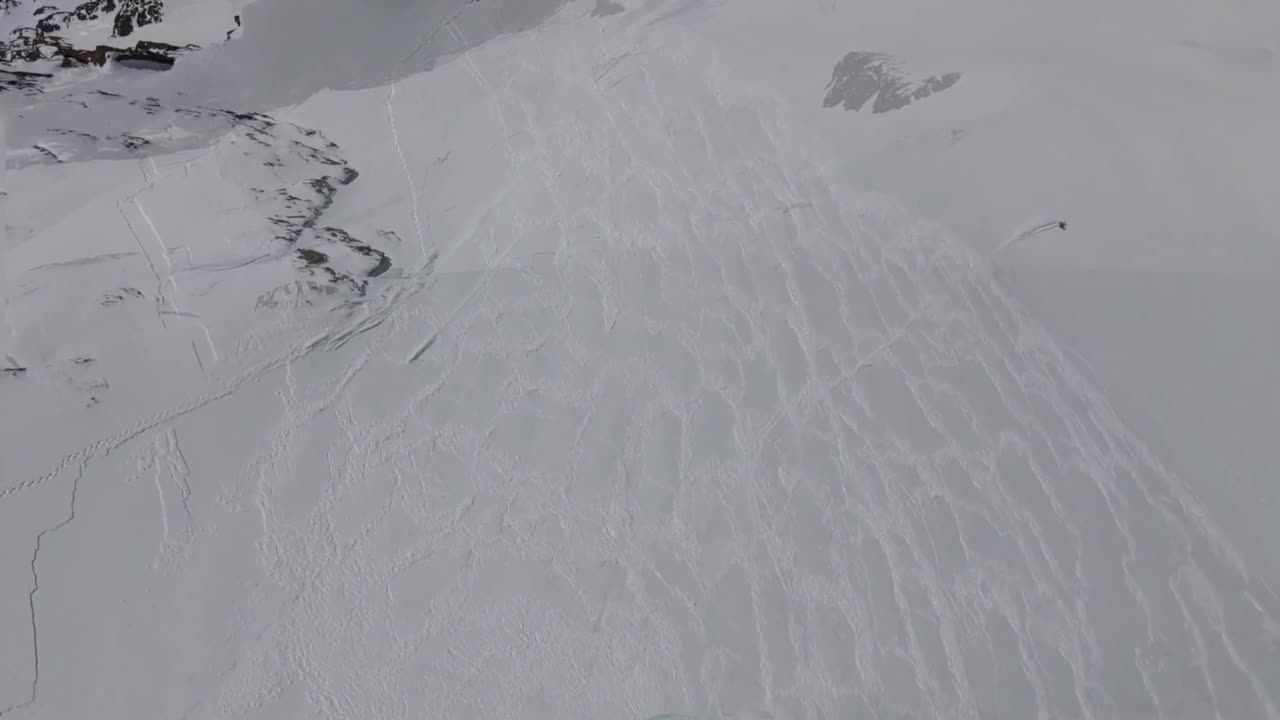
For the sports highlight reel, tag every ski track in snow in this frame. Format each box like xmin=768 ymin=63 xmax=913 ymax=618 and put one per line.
xmin=994 ymin=220 xmax=1067 ymax=257
xmin=2 ymin=8 xmax=1279 ymax=720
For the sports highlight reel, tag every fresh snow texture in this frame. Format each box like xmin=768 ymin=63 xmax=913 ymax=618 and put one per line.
xmin=3 ymin=0 xmax=1280 ymax=719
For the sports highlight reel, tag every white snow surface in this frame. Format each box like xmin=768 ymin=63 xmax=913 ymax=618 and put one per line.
xmin=3 ymin=0 xmax=1280 ymax=718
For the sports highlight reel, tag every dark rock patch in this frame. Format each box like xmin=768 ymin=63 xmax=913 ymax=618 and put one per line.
xmin=101 ymin=287 xmax=144 ymax=306
xmin=367 ymin=254 xmax=392 ymax=278
xmin=0 ymin=68 xmax=51 ymax=94
xmin=113 ymin=132 xmax=149 ymax=150
xmin=823 ymin=51 xmax=961 ymax=114
xmin=51 ymin=127 xmax=99 ymax=142
xmin=32 ymin=144 xmax=61 ymax=162
xmin=1 ymin=0 xmax=196 ymax=88
xmin=297 ymin=248 xmax=329 ymax=265
xmin=592 ymin=0 xmax=624 ymax=17
xmin=55 ymin=39 xmax=194 ymax=69
xmin=112 ymin=0 xmax=163 ymax=38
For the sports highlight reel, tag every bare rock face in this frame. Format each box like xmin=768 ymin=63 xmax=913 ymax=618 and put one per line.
xmin=111 ymin=0 xmax=163 ymax=37
xmin=54 ymin=39 xmax=195 ymax=68
xmin=1 ymin=0 xmax=210 ymax=92
xmin=31 ymin=0 xmax=118 ymax=34
xmin=22 ymin=0 xmax=163 ymax=37
xmin=823 ymin=51 xmax=961 ymax=113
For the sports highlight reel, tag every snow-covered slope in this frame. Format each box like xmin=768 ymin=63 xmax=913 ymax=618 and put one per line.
xmin=3 ymin=0 xmax=1279 ymax=718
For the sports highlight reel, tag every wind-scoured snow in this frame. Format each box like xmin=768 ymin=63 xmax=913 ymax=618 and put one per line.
xmin=3 ymin=0 xmax=1279 ymax=718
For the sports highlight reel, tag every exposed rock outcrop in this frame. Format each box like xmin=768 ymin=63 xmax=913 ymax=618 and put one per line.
xmin=53 ymin=39 xmax=196 ymax=69
xmin=823 ymin=51 xmax=961 ymax=113
xmin=1 ymin=0 xmax=200 ymax=90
